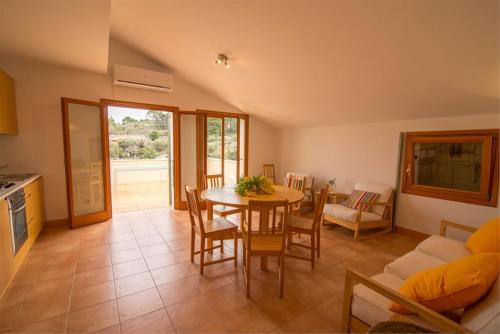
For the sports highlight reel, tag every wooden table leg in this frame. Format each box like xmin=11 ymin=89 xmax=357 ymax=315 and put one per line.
xmin=207 ymin=202 xmax=214 ymax=254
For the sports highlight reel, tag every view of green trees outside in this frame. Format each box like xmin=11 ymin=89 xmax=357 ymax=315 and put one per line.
xmin=207 ymin=117 xmax=237 ymax=160
xmin=109 ymin=111 xmax=170 ymax=159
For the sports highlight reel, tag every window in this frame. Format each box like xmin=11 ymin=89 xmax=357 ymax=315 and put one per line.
xmin=402 ymin=129 xmax=499 ymax=207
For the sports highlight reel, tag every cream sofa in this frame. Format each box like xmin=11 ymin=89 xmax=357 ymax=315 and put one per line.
xmin=343 ymin=220 xmax=499 ymax=333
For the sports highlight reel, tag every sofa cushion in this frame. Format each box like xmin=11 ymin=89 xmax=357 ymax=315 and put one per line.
xmin=344 ymin=190 xmax=380 ymax=212
xmin=416 ymin=235 xmax=472 ymax=262
xmin=391 ymin=253 xmax=500 ymax=314
xmin=323 ymin=203 xmax=381 ymax=223
xmin=461 ymin=277 xmax=500 ymax=333
xmin=466 ymin=217 xmax=500 ymax=254
xmin=352 ymin=273 xmax=403 ymax=326
xmin=354 ymin=182 xmax=392 ymax=216
xmin=384 ymin=250 xmax=446 ymax=280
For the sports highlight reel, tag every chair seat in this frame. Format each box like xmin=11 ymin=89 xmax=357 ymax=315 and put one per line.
xmin=287 ymin=215 xmax=314 ymax=231
xmin=248 ymin=234 xmax=284 ymax=252
xmin=214 ymin=204 xmax=242 ymax=216
xmin=323 ymin=204 xmax=382 ymax=223
xmin=204 ymin=217 xmax=239 ymax=235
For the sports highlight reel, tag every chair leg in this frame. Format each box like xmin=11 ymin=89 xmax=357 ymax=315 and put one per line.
xmin=200 ymin=237 xmax=206 ymax=275
xmin=190 ymin=228 xmax=195 ymax=263
xmin=316 ymin=227 xmax=321 ymax=257
xmin=233 ymin=234 xmax=238 ymax=267
xmin=311 ymin=233 xmax=316 ymax=269
xmin=245 ymin=249 xmax=251 ymax=298
xmin=287 ymin=231 xmax=292 ymax=249
xmin=221 ymin=239 xmax=224 ymax=253
xmin=279 ymin=255 xmax=285 ymax=298
xmin=354 ymin=224 xmax=360 ymax=241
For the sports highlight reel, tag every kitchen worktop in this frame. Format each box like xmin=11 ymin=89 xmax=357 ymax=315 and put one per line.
xmin=0 ymin=173 xmax=42 ymax=200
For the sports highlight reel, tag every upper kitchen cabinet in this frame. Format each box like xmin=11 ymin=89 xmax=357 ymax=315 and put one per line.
xmin=0 ymin=69 xmax=17 ymax=134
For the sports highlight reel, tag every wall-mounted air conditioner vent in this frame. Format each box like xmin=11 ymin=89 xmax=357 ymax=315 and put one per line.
xmin=113 ymin=64 xmax=173 ymax=93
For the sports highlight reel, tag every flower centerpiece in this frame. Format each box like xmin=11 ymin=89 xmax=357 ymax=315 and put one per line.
xmin=235 ymin=175 xmax=275 ymax=196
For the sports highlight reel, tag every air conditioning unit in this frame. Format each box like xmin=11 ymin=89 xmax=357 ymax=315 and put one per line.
xmin=113 ymin=64 xmax=173 ymax=93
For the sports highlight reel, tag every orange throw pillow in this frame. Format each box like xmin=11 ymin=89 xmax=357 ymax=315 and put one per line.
xmin=390 ymin=253 xmax=499 ymax=314
xmin=466 ymin=217 xmax=500 ymax=254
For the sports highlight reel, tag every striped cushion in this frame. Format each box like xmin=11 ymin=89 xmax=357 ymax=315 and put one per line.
xmin=343 ymin=190 xmax=380 ymax=212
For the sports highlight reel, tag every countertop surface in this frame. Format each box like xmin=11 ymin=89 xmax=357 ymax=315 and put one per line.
xmin=0 ymin=174 xmax=42 ymax=200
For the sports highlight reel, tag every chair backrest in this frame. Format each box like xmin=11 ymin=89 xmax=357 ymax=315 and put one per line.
xmin=243 ymin=199 xmax=289 ymax=252
xmin=313 ymin=185 xmax=329 ymax=227
xmin=204 ymin=174 xmax=224 ymax=190
xmin=184 ymin=185 xmax=205 ymax=234
xmin=263 ymin=164 xmax=276 ymax=183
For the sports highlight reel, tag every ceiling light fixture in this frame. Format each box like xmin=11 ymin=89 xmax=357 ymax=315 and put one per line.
xmin=214 ymin=54 xmax=230 ymax=69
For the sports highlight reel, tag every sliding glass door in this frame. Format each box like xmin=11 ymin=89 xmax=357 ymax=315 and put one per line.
xmin=204 ymin=113 xmax=248 ymax=186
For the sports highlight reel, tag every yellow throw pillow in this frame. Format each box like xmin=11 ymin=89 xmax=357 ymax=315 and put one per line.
xmin=466 ymin=217 xmax=500 ymax=254
xmin=390 ymin=253 xmax=500 ymax=314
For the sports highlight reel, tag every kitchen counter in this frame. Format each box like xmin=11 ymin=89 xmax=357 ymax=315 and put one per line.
xmin=0 ymin=173 xmax=42 ymax=200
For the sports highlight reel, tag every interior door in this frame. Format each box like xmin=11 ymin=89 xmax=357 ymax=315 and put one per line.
xmin=61 ymin=98 xmax=111 ymax=228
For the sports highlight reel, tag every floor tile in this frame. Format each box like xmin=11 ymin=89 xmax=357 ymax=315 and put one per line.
xmin=76 ymin=254 xmax=111 ymax=273
xmin=156 ymin=276 xmax=202 ymax=306
xmin=117 ymin=288 xmax=164 ymax=322
xmin=74 ymin=266 xmax=114 ymax=290
xmin=121 ymin=307 xmax=173 ymax=333
xmin=22 ymin=293 xmax=70 ymax=326
xmin=145 ymin=252 xmax=178 ymax=270
xmin=70 ymin=281 xmax=116 ymax=311
xmin=25 ymin=274 xmax=73 ymax=301
xmin=111 ymin=248 xmax=143 ymax=264
xmin=140 ymin=242 xmax=171 ymax=257
xmin=10 ymin=314 xmax=67 ymax=333
xmin=113 ymin=258 xmax=149 ymax=279
xmin=166 ymin=294 xmax=218 ymax=331
xmin=109 ymin=239 xmax=139 ymax=253
xmin=67 ymin=300 xmax=120 ymax=333
xmin=114 ymin=271 xmax=155 ymax=297
xmin=150 ymin=263 xmax=187 ymax=285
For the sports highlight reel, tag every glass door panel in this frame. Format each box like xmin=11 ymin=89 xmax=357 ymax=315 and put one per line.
xmin=239 ymin=117 xmax=246 ymax=178
xmin=62 ymin=98 xmax=110 ymax=228
xmin=224 ymin=117 xmax=238 ymax=185
xmin=206 ymin=117 xmax=222 ymax=175
xmin=180 ymin=114 xmax=197 ymax=201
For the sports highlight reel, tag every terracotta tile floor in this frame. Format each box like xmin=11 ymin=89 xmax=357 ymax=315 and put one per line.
xmin=0 ymin=208 xmax=420 ymax=333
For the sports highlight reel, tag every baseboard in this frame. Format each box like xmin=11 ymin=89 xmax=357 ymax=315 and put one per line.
xmin=395 ymin=226 xmax=429 ymax=241
xmin=45 ymin=218 xmax=69 ymax=227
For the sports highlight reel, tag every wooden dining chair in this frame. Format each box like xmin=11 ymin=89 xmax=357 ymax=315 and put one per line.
xmin=241 ymin=199 xmax=289 ymax=298
xmin=185 ymin=185 xmax=239 ymax=274
xmin=285 ymin=175 xmax=306 ymax=215
xmin=262 ymin=164 xmax=276 ymax=184
xmin=286 ymin=185 xmax=329 ymax=269
xmin=203 ymin=174 xmax=242 ymax=218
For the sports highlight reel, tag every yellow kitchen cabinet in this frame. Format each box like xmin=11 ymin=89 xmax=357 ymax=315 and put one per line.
xmin=0 ymin=68 xmax=17 ymax=134
xmin=0 ymin=178 xmax=45 ymax=297
xmin=0 ymin=199 xmax=15 ymax=296
xmin=25 ymin=178 xmax=45 ymax=241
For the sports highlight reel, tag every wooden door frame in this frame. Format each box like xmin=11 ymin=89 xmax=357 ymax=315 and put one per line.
xmin=100 ymin=99 xmax=180 ymax=210
xmin=199 ymin=110 xmax=249 ymax=185
xmin=61 ymin=97 xmax=112 ymax=228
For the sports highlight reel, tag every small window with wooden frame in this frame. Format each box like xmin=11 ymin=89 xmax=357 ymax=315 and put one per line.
xmin=402 ymin=129 xmax=499 ymax=207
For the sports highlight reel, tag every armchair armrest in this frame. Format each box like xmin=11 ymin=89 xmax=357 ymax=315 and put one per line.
xmin=440 ymin=220 xmax=477 ymax=237
xmin=342 ymin=269 xmax=472 ymax=333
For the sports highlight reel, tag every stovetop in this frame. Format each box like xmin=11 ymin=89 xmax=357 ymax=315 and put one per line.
xmin=0 ymin=181 xmax=16 ymax=192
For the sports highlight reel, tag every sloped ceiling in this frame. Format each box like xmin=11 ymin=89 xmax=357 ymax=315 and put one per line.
xmin=0 ymin=0 xmax=498 ymax=127
xmin=0 ymin=0 xmax=110 ymax=73
xmin=110 ymin=0 xmax=499 ymax=127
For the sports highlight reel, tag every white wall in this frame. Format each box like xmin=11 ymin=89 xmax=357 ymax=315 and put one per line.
xmin=0 ymin=41 xmax=278 ymax=220
xmin=280 ymin=114 xmax=500 ymax=237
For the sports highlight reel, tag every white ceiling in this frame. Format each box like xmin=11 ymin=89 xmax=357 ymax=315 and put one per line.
xmin=0 ymin=0 xmax=498 ymax=127
xmin=0 ymin=0 xmax=110 ymax=73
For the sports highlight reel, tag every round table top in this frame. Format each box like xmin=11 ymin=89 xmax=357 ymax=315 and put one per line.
xmin=201 ymin=184 xmax=304 ymax=208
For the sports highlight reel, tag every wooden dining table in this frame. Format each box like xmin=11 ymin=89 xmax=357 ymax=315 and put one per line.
xmin=201 ymin=184 xmax=304 ymax=270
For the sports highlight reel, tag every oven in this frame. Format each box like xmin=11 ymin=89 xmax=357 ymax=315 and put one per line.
xmin=6 ymin=189 xmax=28 ymax=255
